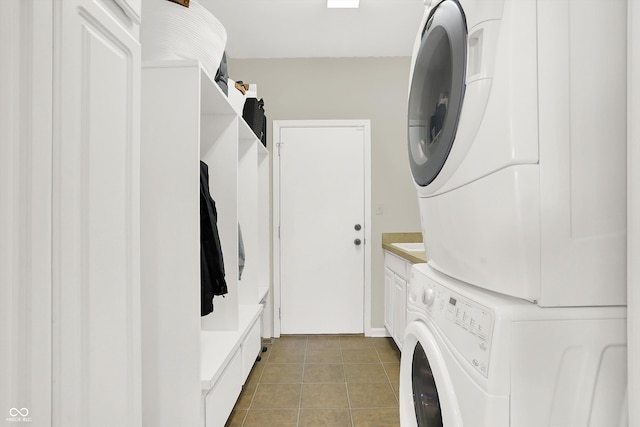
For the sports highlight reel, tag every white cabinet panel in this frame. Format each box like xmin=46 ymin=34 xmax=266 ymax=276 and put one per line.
xmin=140 ymin=63 xmax=201 ymax=427
xmin=52 ymin=1 xmax=141 ymax=425
xmin=242 ymin=320 xmax=262 ymax=384
xmin=205 ymin=350 xmax=242 ymax=427
xmin=0 ymin=2 xmax=53 ymax=424
xmin=114 ymin=0 xmax=141 ymax=24
xmin=384 ymin=267 xmax=394 ymax=335
xmin=393 ymin=275 xmax=407 ymax=350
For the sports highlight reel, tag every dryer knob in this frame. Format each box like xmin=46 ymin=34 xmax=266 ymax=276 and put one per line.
xmin=422 ymin=288 xmax=435 ymax=306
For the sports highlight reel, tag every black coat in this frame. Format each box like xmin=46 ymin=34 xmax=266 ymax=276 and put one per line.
xmin=200 ymin=161 xmax=227 ymax=316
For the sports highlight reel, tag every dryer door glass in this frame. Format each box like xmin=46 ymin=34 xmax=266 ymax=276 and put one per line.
xmin=408 ymin=0 xmax=466 ymax=187
xmin=412 ymin=342 xmax=443 ymax=426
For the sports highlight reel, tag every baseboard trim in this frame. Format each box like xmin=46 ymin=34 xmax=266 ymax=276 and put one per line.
xmin=368 ymin=327 xmax=391 ymax=338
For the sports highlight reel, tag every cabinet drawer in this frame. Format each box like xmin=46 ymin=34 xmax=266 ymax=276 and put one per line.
xmin=385 ymin=252 xmax=410 ymax=280
xmin=242 ymin=319 xmax=262 ymax=384
xmin=205 ymin=348 xmax=242 ymax=427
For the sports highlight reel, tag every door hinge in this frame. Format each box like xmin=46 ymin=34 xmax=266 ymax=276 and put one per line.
xmin=279 ymin=307 xmax=281 ymax=319
xmin=278 ymin=225 xmax=281 ymax=238
xmin=276 ymin=142 xmax=282 ymax=156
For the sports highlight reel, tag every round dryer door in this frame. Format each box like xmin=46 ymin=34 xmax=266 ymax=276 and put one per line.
xmin=408 ymin=0 xmax=466 ymax=187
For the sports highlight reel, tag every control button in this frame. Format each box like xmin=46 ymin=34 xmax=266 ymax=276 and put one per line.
xmin=422 ymin=288 xmax=435 ymax=306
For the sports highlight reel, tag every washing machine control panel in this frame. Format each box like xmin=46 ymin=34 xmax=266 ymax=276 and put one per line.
xmin=415 ymin=275 xmax=494 ymax=378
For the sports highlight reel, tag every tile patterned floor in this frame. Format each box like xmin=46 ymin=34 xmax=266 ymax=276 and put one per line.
xmin=225 ymin=335 xmax=401 ymax=427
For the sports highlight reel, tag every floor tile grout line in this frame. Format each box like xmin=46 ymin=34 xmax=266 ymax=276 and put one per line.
xmin=375 ymin=340 xmax=401 ymax=403
xmin=295 ymin=337 xmax=309 ymax=426
xmin=340 ymin=340 xmax=357 ymax=426
xmin=344 ymin=378 xmax=356 ymax=426
xmin=376 ymin=344 xmax=396 ymax=396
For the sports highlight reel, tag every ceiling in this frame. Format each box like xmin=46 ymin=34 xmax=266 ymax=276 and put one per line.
xmin=198 ymin=0 xmax=426 ymax=59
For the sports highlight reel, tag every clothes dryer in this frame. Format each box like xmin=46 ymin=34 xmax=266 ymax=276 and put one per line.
xmin=400 ymin=263 xmax=628 ymax=427
xmin=408 ymin=0 xmax=627 ymax=306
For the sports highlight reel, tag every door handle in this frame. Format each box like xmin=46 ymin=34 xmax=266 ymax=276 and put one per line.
xmin=354 ymin=238 xmax=362 ymax=246
xmin=354 ymin=224 xmax=362 ymax=231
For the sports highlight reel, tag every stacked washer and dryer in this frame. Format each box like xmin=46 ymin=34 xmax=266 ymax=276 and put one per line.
xmin=400 ymin=0 xmax=628 ymax=426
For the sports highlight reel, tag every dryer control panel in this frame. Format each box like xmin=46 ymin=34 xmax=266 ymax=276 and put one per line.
xmin=412 ymin=272 xmax=495 ymax=378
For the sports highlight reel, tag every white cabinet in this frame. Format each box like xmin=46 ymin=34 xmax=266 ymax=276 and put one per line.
xmin=54 ymin=1 xmax=142 ymax=422
xmin=2 ymin=1 xmax=142 ymax=425
xmin=52 ymin=0 xmax=141 ymax=426
xmin=141 ymin=60 xmax=269 ymax=427
xmin=383 ymin=251 xmax=411 ymax=350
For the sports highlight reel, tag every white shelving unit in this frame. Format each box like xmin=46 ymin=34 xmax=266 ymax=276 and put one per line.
xmin=141 ymin=59 xmax=270 ymax=427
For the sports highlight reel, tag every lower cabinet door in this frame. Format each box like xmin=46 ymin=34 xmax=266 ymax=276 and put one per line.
xmin=242 ymin=320 xmax=262 ymax=384
xmin=393 ymin=275 xmax=407 ymax=350
xmin=205 ymin=349 xmax=242 ymax=427
xmin=384 ymin=267 xmax=394 ymax=335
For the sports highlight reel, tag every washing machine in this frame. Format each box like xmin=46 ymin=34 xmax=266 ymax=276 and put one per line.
xmin=399 ymin=263 xmax=628 ymax=427
xmin=407 ymin=0 xmax=627 ymax=306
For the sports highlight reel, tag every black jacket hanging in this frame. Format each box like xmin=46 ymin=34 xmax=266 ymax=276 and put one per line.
xmin=200 ymin=161 xmax=227 ymax=316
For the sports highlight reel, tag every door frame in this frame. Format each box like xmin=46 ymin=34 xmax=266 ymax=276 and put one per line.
xmin=272 ymin=119 xmax=372 ymax=337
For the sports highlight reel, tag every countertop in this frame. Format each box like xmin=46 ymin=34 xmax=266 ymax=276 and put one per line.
xmin=381 ymin=232 xmax=427 ymax=264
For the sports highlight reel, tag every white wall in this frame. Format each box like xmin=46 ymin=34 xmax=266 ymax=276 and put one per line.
xmin=228 ymin=57 xmax=421 ymax=330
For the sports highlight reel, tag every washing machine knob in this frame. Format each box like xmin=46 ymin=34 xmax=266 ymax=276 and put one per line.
xmin=422 ymin=288 xmax=435 ymax=306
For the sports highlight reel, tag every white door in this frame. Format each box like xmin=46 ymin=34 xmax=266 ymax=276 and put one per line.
xmin=277 ymin=123 xmax=367 ymax=334
xmin=52 ymin=1 xmax=141 ymax=425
